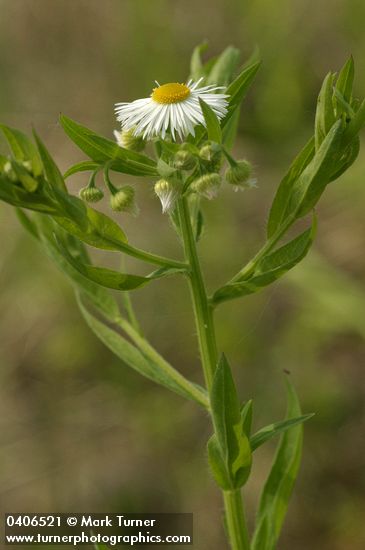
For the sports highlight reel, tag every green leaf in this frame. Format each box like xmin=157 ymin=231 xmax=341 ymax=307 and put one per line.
xmin=52 ymin=191 xmax=128 ymax=250
xmin=207 ymin=434 xmax=232 ymax=490
xmin=0 ymin=124 xmax=43 ymax=176
xmin=0 ymin=173 xmax=59 ymax=214
xmin=251 ymin=378 xmax=305 ymax=550
xmin=335 ymin=55 xmax=354 ymax=106
xmin=11 ymin=161 xmax=39 ymax=192
xmin=211 ymin=354 xmax=252 ymax=488
xmin=343 ymin=97 xmax=365 ymax=145
xmin=55 ymin=237 xmax=149 ymax=290
xmin=222 ymin=107 xmax=240 ymax=151
xmin=199 ymin=98 xmax=222 ymax=143
xmin=329 ymin=136 xmax=360 ymax=182
xmin=241 ymin=400 xmax=253 ymax=436
xmin=190 ymin=41 xmax=208 ymax=81
xmin=15 ymin=209 xmax=40 ymax=240
xmin=54 ymin=236 xmax=184 ymax=292
xmin=213 ymin=221 xmax=316 ymax=305
xmin=291 ymin=121 xmax=343 ymax=217
xmin=36 ymin=216 xmax=120 ymax=322
xmin=250 ymin=414 xmax=314 ymax=452
xmin=93 ymin=543 xmax=110 ymax=550
xmin=223 ymin=60 xmax=261 ymax=128
xmin=267 ymin=137 xmax=315 ymax=238
xmin=60 ymin=115 xmax=158 ymax=176
xmin=33 ymin=129 xmax=67 ymax=191
xmin=206 ymin=46 xmax=240 ymax=86
xmin=157 ymin=158 xmax=176 ymax=178
xmin=314 ymin=72 xmax=336 ymax=150
xmin=77 ymin=292 xmax=207 ymax=405
xmin=63 ymin=161 xmax=100 ymax=179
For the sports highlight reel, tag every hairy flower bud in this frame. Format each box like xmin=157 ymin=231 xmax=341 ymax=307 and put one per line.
xmin=173 ymin=150 xmax=196 ymax=171
xmin=114 ymin=128 xmax=146 ymax=152
xmin=225 ymin=160 xmax=254 ymax=188
xmin=154 ymin=178 xmax=180 ymax=213
xmin=199 ymin=143 xmax=221 ymax=162
xmin=110 ymin=185 xmax=138 ymax=215
xmin=190 ymin=173 xmax=221 ymax=200
xmin=79 ymin=186 xmax=104 ymax=203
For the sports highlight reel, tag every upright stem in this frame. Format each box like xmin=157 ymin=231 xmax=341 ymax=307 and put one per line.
xmin=177 ymin=196 xmax=250 ymax=549
xmin=223 ymin=490 xmax=250 ymax=550
xmin=177 ymin=197 xmax=218 ymax=391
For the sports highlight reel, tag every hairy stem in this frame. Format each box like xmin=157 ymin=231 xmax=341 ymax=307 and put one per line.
xmin=177 ymin=196 xmax=250 ymax=549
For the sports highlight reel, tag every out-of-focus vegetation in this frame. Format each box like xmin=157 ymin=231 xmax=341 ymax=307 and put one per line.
xmin=1 ymin=1 xmax=365 ymax=548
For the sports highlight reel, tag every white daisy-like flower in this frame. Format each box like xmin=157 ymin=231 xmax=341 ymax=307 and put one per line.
xmin=115 ymin=78 xmax=229 ymax=141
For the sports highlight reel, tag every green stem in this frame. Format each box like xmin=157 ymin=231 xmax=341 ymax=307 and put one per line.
xmin=223 ymin=490 xmax=250 ymax=550
xmin=177 ymin=196 xmax=250 ymax=549
xmin=177 ymin=197 xmax=217 ymax=390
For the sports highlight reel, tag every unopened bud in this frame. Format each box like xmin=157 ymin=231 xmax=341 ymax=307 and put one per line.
xmin=11 ymin=160 xmax=38 ymax=192
xmin=114 ymin=128 xmax=146 ymax=152
xmin=154 ymin=178 xmax=180 ymax=213
xmin=3 ymin=161 xmax=17 ymax=182
xmin=190 ymin=173 xmax=221 ymax=200
xmin=79 ymin=186 xmax=104 ymax=203
xmin=199 ymin=143 xmax=221 ymax=162
xmin=173 ymin=150 xmax=196 ymax=171
xmin=225 ymin=160 xmax=254 ymax=188
xmin=110 ymin=185 xmax=138 ymax=215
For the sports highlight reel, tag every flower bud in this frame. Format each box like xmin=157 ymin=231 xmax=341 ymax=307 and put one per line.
xmin=173 ymin=150 xmax=196 ymax=171
xmin=199 ymin=142 xmax=221 ymax=162
xmin=10 ymin=160 xmax=39 ymax=192
xmin=190 ymin=173 xmax=221 ymax=200
xmin=225 ymin=160 xmax=254 ymax=188
xmin=79 ymin=186 xmax=104 ymax=203
xmin=110 ymin=185 xmax=138 ymax=215
xmin=114 ymin=128 xmax=146 ymax=152
xmin=154 ymin=178 xmax=180 ymax=213
xmin=3 ymin=161 xmax=18 ymax=182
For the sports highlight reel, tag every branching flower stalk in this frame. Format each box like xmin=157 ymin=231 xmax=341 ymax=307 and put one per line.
xmin=0 ymin=45 xmax=364 ymax=550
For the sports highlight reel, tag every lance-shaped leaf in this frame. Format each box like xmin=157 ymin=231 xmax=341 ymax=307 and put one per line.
xmin=206 ymin=46 xmax=240 ymax=86
xmin=267 ymin=137 xmax=315 ymax=238
xmin=54 ymin=236 xmax=185 ymax=292
xmin=0 ymin=173 xmax=59 ymax=214
xmin=199 ymin=98 xmax=222 ymax=143
xmin=0 ymin=124 xmax=43 ymax=176
xmin=210 ymin=354 xmax=252 ymax=488
xmin=63 ymin=161 xmax=101 ymax=179
xmin=222 ymin=60 xmax=261 ymax=128
xmin=212 ymin=220 xmax=316 ymax=305
xmin=241 ymin=400 xmax=253 ymax=436
xmin=297 ymin=122 xmax=343 ymax=216
xmin=314 ymin=72 xmax=336 ymax=150
xmin=60 ymin=115 xmax=158 ymax=176
xmin=335 ymin=56 xmax=354 ymax=108
xmin=207 ymin=434 xmax=232 ymax=490
xmin=189 ymin=41 xmax=209 ymax=81
xmin=51 ymin=190 xmax=128 ymax=250
xmin=36 ymin=216 xmax=120 ymax=322
xmin=33 ymin=130 xmax=67 ymax=191
xmin=77 ymin=292 xmax=208 ymax=408
xmin=343 ymin=97 xmax=365 ymax=145
xmin=250 ymin=413 xmax=314 ymax=452
xmin=251 ymin=378 xmax=305 ymax=550
xmin=286 ymin=120 xmax=343 ymax=219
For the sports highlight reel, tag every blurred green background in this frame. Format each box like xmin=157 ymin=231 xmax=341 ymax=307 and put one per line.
xmin=1 ymin=1 xmax=365 ymax=549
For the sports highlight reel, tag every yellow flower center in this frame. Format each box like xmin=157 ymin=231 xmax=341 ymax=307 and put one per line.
xmin=151 ymin=83 xmax=191 ymax=104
